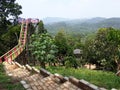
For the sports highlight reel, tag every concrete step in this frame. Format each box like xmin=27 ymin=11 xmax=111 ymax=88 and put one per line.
xmin=4 ymin=62 xmax=31 ymax=80
xmin=4 ymin=62 xmax=18 ymax=71
xmin=3 ymin=62 xmax=104 ymax=90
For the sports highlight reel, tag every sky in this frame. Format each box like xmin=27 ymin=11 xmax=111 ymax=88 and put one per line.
xmin=16 ymin=0 xmax=120 ymax=19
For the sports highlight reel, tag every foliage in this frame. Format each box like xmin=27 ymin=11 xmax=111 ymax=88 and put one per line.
xmin=66 ymin=34 xmax=83 ymax=55
xmin=0 ymin=0 xmax=22 ymax=30
xmin=55 ymin=30 xmax=83 ymax=56
xmin=54 ymin=30 xmax=84 ymax=67
xmin=84 ymin=34 xmax=97 ymax=64
xmin=0 ymin=0 xmax=22 ymax=55
xmin=0 ymin=25 xmax=20 ymax=55
xmin=84 ymin=27 xmax=120 ymax=71
xmin=54 ymin=30 xmax=68 ymax=56
xmin=29 ymin=33 xmax=58 ymax=68
xmin=37 ymin=20 xmax=47 ymax=34
xmin=64 ymin=56 xmax=78 ymax=68
xmin=47 ymin=66 xmax=120 ymax=89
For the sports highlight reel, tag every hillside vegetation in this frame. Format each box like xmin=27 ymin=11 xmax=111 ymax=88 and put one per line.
xmin=47 ymin=66 xmax=120 ymax=89
xmin=45 ymin=17 xmax=120 ymax=35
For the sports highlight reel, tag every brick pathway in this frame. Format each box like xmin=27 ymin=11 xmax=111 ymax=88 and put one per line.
xmin=3 ymin=62 xmax=105 ymax=90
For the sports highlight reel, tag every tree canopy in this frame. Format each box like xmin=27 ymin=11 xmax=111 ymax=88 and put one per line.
xmin=54 ymin=30 xmax=68 ymax=56
xmin=84 ymin=27 xmax=120 ymax=71
xmin=37 ymin=20 xmax=47 ymax=34
xmin=0 ymin=0 xmax=22 ymax=55
xmin=29 ymin=33 xmax=58 ymax=68
xmin=0 ymin=0 xmax=22 ymax=30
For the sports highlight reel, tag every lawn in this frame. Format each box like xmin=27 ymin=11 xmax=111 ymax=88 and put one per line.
xmin=0 ymin=64 xmax=25 ymax=90
xmin=46 ymin=66 xmax=120 ymax=89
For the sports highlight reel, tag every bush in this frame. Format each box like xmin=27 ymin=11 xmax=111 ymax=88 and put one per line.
xmin=64 ymin=56 xmax=78 ymax=68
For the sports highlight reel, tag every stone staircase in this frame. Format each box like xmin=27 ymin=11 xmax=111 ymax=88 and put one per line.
xmin=3 ymin=62 xmax=106 ymax=90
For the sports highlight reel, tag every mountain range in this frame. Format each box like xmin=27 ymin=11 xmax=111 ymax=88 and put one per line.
xmin=43 ymin=17 xmax=120 ymax=35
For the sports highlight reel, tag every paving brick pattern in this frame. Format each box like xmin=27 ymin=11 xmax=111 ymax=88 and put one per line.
xmin=57 ymin=81 xmax=81 ymax=90
xmin=3 ymin=62 xmax=103 ymax=90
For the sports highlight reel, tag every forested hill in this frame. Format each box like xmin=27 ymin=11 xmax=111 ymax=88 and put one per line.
xmin=44 ymin=17 xmax=120 ymax=35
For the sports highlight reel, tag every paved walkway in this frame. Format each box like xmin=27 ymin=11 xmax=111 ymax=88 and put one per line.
xmin=3 ymin=62 xmax=105 ymax=90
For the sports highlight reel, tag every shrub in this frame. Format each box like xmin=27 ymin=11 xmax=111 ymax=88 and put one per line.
xmin=64 ymin=56 xmax=78 ymax=68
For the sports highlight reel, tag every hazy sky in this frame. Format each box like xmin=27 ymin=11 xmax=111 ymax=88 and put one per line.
xmin=16 ymin=0 xmax=120 ymax=19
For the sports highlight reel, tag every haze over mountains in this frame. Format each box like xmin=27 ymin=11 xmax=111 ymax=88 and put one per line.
xmin=43 ymin=17 xmax=120 ymax=35
xmin=42 ymin=17 xmax=70 ymax=24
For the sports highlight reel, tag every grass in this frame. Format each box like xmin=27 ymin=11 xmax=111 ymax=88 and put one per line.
xmin=0 ymin=64 xmax=25 ymax=90
xmin=46 ymin=66 xmax=120 ymax=89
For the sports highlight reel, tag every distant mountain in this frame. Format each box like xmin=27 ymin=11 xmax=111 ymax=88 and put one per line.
xmin=96 ymin=18 xmax=120 ymax=28
xmin=84 ymin=17 xmax=106 ymax=23
xmin=44 ymin=17 xmax=120 ymax=35
xmin=42 ymin=17 xmax=70 ymax=24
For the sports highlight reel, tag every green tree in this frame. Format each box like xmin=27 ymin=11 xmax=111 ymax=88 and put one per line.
xmin=84 ymin=34 xmax=96 ymax=64
xmin=0 ymin=25 xmax=20 ymax=55
xmin=106 ymin=28 xmax=120 ymax=71
xmin=29 ymin=33 xmax=58 ymax=68
xmin=94 ymin=28 xmax=119 ymax=70
xmin=0 ymin=0 xmax=22 ymax=31
xmin=55 ymin=30 xmax=77 ymax=66
xmin=66 ymin=34 xmax=83 ymax=56
xmin=84 ymin=28 xmax=120 ymax=71
xmin=0 ymin=0 xmax=22 ymax=55
xmin=64 ymin=56 xmax=78 ymax=68
xmin=55 ymin=30 xmax=68 ymax=56
xmin=37 ymin=20 xmax=47 ymax=34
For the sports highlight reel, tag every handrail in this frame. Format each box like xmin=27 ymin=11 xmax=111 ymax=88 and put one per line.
xmin=0 ymin=19 xmax=38 ymax=63
xmin=0 ymin=45 xmax=19 ymax=59
xmin=5 ymin=45 xmax=25 ymax=62
xmin=18 ymin=22 xmax=24 ymax=44
xmin=0 ymin=21 xmax=28 ymax=63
